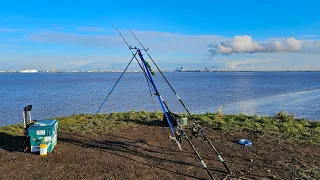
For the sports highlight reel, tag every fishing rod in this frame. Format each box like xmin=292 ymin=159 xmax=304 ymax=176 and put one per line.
xmin=111 ymin=24 xmax=182 ymax=150
xmin=82 ymin=52 xmax=138 ymax=134
xmin=146 ymin=75 xmax=157 ymax=112
xmin=133 ymin=55 xmax=157 ymax=112
xmin=83 ymin=49 xmax=155 ymax=133
xmin=129 ymin=48 xmax=157 ymax=112
xmin=111 ymin=24 xmax=215 ymax=178
xmin=135 ymin=48 xmax=215 ymax=180
xmin=127 ymin=27 xmax=232 ymax=174
xmin=95 ymin=52 xmax=137 ymax=115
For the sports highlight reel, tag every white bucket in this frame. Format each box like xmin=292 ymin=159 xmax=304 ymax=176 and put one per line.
xmin=182 ymin=117 xmax=188 ymax=126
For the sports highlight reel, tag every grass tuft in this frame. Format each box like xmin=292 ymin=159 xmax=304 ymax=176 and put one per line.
xmin=1 ymin=111 xmax=319 ymax=144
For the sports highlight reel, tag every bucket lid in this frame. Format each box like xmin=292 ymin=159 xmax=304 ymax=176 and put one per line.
xmin=32 ymin=120 xmax=57 ymax=126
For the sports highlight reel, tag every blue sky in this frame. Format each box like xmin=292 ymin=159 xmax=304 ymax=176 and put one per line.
xmin=0 ymin=0 xmax=319 ymax=71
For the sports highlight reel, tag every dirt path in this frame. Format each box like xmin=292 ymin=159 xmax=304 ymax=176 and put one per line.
xmin=1 ymin=124 xmax=319 ymax=179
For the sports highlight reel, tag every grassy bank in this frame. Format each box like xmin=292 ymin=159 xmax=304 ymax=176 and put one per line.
xmin=1 ymin=111 xmax=319 ymax=180
xmin=1 ymin=111 xmax=319 ymax=144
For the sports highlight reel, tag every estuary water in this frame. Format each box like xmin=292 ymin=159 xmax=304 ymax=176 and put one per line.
xmin=1 ymin=72 xmax=319 ymax=126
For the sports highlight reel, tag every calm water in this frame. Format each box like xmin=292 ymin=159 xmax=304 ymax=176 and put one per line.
xmin=1 ymin=72 xmax=320 ymax=126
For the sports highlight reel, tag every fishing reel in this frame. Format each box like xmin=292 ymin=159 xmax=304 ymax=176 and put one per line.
xmin=190 ymin=125 xmax=206 ymax=140
xmin=176 ymin=133 xmax=182 ymax=142
xmin=175 ymin=130 xmax=183 ymax=143
xmin=190 ymin=125 xmax=200 ymax=138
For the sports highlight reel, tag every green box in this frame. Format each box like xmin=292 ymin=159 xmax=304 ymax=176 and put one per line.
xmin=28 ymin=120 xmax=58 ymax=153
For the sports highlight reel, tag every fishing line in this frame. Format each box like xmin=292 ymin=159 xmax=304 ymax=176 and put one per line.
xmin=82 ymin=52 xmax=137 ymax=134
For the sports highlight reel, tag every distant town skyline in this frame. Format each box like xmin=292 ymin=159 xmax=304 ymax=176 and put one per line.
xmin=0 ymin=1 xmax=319 ymax=71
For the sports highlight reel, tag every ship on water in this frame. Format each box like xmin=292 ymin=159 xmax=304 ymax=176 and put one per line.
xmin=19 ymin=69 xmax=38 ymax=73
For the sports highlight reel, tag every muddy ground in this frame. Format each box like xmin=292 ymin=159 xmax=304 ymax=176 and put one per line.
xmin=0 ymin=122 xmax=319 ymax=180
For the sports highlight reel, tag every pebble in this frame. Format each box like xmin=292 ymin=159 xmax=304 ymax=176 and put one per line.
xmin=267 ymin=175 xmax=276 ymax=179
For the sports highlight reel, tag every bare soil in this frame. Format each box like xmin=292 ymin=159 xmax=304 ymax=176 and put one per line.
xmin=1 ymin=123 xmax=319 ymax=180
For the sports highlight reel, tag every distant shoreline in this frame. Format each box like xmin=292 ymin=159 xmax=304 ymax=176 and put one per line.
xmin=1 ymin=70 xmax=320 ymax=74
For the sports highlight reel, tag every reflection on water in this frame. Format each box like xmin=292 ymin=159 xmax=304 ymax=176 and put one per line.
xmin=220 ymin=89 xmax=320 ymax=120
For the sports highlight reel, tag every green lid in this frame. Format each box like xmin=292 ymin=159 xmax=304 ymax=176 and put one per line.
xmin=32 ymin=120 xmax=57 ymax=127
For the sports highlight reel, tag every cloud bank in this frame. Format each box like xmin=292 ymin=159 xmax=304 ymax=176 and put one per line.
xmin=28 ymin=30 xmax=227 ymax=54
xmin=3 ymin=26 xmax=319 ymax=71
xmin=208 ymin=35 xmax=303 ymax=55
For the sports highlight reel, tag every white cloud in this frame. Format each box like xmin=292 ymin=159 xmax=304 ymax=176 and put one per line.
xmin=0 ymin=28 xmax=19 ymax=32
xmin=269 ymin=37 xmax=302 ymax=52
xmin=28 ymin=31 xmax=123 ymax=47
xmin=133 ymin=30 xmax=227 ymax=53
xmin=212 ymin=53 xmax=320 ymax=71
xmin=218 ymin=35 xmax=263 ymax=54
xmin=0 ymin=54 xmax=133 ymax=71
xmin=216 ymin=44 xmax=232 ymax=54
xmin=209 ymin=35 xmax=303 ymax=55
xmin=28 ymin=30 xmax=227 ymax=54
xmin=222 ymin=58 xmax=277 ymax=69
xmin=298 ymin=39 xmax=320 ymax=52
xmin=75 ymin=26 xmax=106 ymax=32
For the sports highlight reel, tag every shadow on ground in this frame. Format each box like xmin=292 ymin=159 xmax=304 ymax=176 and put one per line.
xmin=0 ymin=132 xmax=24 ymax=152
xmin=58 ymin=132 xmax=230 ymax=179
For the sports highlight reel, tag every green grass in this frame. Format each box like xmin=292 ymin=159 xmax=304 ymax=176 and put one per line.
xmin=55 ymin=111 xmax=163 ymax=134
xmin=193 ymin=111 xmax=320 ymax=144
xmin=1 ymin=111 xmax=319 ymax=144
xmin=0 ymin=124 xmax=24 ymax=136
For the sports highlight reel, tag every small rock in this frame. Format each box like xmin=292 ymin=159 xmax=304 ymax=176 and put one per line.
xmin=267 ymin=175 xmax=276 ymax=179
xmin=250 ymin=159 xmax=253 ymax=163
